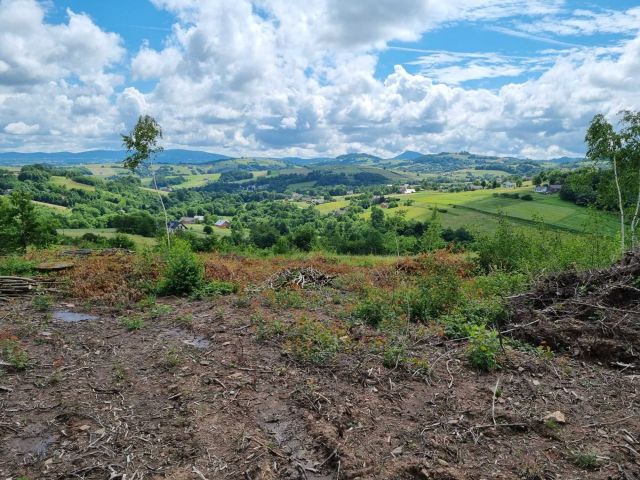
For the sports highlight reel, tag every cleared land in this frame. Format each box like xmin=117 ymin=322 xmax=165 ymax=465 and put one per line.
xmin=0 ymin=252 xmax=637 ymax=479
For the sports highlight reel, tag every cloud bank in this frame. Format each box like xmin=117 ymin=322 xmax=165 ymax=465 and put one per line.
xmin=0 ymin=0 xmax=639 ymax=158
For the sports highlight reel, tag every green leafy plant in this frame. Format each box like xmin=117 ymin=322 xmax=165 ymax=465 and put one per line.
xmin=191 ymin=279 xmax=239 ymax=299
xmin=0 ymin=256 xmax=36 ymax=276
xmin=351 ymin=292 xmax=394 ymax=327
xmin=0 ymin=338 xmax=30 ymax=370
xmin=120 ymin=316 xmax=145 ymax=331
xmin=466 ymin=325 xmax=500 ymax=371
xmin=31 ymin=294 xmax=53 ymax=312
xmin=569 ymin=450 xmax=599 ymax=469
xmin=382 ymin=342 xmax=407 ymax=368
xmin=284 ymin=317 xmax=345 ymax=364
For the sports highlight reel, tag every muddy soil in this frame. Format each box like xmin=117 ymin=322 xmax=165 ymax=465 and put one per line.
xmin=1 ymin=291 xmax=639 ymax=479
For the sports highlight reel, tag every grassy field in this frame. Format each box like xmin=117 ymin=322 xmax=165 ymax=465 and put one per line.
xmin=50 ymin=176 xmax=95 ymax=192
xmin=83 ymin=164 xmax=128 ymax=177
xmin=32 ymin=200 xmax=71 ymax=213
xmin=57 ymin=228 xmax=157 ymax=247
xmin=188 ymin=223 xmax=231 ymax=237
xmin=317 ymin=187 xmax=620 ymax=235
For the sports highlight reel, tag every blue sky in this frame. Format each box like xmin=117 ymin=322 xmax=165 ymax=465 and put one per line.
xmin=1 ymin=0 xmax=640 ymax=158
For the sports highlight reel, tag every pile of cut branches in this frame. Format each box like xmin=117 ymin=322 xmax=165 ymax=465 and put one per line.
xmin=264 ymin=267 xmax=336 ymax=290
xmin=0 ymin=276 xmax=60 ymax=302
xmin=508 ymin=249 xmax=640 ymax=363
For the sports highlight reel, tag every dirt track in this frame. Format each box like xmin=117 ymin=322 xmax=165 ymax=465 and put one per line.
xmin=1 ymin=288 xmax=639 ymax=480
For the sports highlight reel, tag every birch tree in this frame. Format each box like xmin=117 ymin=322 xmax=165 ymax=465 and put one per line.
xmin=121 ymin=115 xmax=171 ymax=247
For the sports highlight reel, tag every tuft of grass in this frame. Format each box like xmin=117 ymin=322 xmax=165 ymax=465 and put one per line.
xmin=120 ymin=316 xmax=145 ymax=331
xmin=161 ymin=347 xmax=183 ymax=370
xmin=569 ymin=450 xmax=599 ymax=469
xmin=283 ymin=317 xmax=345 ymax=364
xmin=112 ymin=364 xmax=127 ymax=382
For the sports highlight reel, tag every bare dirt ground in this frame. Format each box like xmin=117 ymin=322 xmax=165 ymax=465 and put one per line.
xmin=1 ymin=256 xmax=639 ymax=479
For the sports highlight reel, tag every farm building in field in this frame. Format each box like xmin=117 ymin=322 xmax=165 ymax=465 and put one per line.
xmin=466 ymin=184 xmax=483 ymax=191
xmin=534 ymin=184 xmax=562 ymax=194
xmin=502 ymin=181 xmax=515 ymax=189
xmin=179 ymin=216 xmax=195 ymax=224
xmin=193 ymin=215 xmax=205 ymax=223
xmin=168 ymin=220 xmax=188 ymax=233
xmin=215 ymin=219 xmax=231 ymax=228
xmin=400 ymin=187 xmax=416 ymax=194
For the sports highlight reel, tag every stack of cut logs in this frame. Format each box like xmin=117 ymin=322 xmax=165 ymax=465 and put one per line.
xmin=0 ymin=276 xmax=59 ymax=302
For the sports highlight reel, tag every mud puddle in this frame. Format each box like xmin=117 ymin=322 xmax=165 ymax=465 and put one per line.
xmin=53 ymin=310 xmax=98 ymax=323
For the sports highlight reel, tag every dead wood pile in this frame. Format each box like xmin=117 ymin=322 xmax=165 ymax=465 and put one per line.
xmin=61 ymin=248 xmax=134 ymax=257
xmin=508 ymin=249 xmax=640 ymax=363
xmin=0 ymin=276 xmax=60 ymax=302
xmin=264 ymin=267 xmax=336 ymax=290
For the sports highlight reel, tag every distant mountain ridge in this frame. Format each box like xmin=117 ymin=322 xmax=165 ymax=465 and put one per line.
xmin=0 ymin=149 xmax=584 ymax=170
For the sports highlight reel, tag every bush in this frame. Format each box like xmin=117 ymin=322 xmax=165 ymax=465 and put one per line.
xmin=0 ymin=256 xmax=36 ymax=276
xmin=81 ymin=232 xmax=101 ymax=243
xmin=382 ymin=342 xmax=407 ymax=368
xmin=284 ymin=317 xmax=345 ymax=364
xmin=439 ymin=298 xmax=506 ymax=339
xmin=159 ymin=239 xmax=205 ymax=296
xmin=352 ymin=293 xmax=394 ymax=327
xmin=466 ymin=325 xmax=500 ymax=371
xmin=521 ymin=194 xmax=533 ymax=201
xmin=203 ymin=225 xmax=213 ymax=235
xmin=107 ymin=234 xmax=136 ymax=250
xmin=404 ymin=271 xmax=462 ymax=322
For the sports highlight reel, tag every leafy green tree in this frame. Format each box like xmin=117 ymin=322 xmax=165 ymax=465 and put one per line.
xmin=250 ymin=223 xmax=280 ymax=248
xmin=370 ymin=206 xmax=385 ymax=230
xmin=586 ymin=111 xmax=640 ymax=250
xmin=121 ymin=115 xmax=170 ymax=246
xmin=0 ymin=190 xmax=57 ymax=253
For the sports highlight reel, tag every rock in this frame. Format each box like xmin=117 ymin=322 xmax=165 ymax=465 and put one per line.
xmin=543 ymin=411 xmax=566 ymax=424
xmin=391 ymin=446 xmax=403 ymax=455
xmin=532 ymin=379 xmax=540 ymax=386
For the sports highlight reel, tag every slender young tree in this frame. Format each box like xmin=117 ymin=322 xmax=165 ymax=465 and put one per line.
xmin=620 ymin=110 xmax=640 ymax=247
xmin=586 ymin=111 xmax=640 ymax=252
xmin=585 ymin=114 xmax=625 ymax=252
xmin=121 ymin=115 xmax=170 ymax=247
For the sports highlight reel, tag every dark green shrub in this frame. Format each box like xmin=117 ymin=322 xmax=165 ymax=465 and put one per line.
xmin=107 ymin=233 xmax=136 ymax=250
xmin=159 ymin=239 xmax=205 ymax=296
xmin=0 ymin=256 xmax=36 ymax=276
xmin=352 ymin=293 xmax=394 ymax=327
